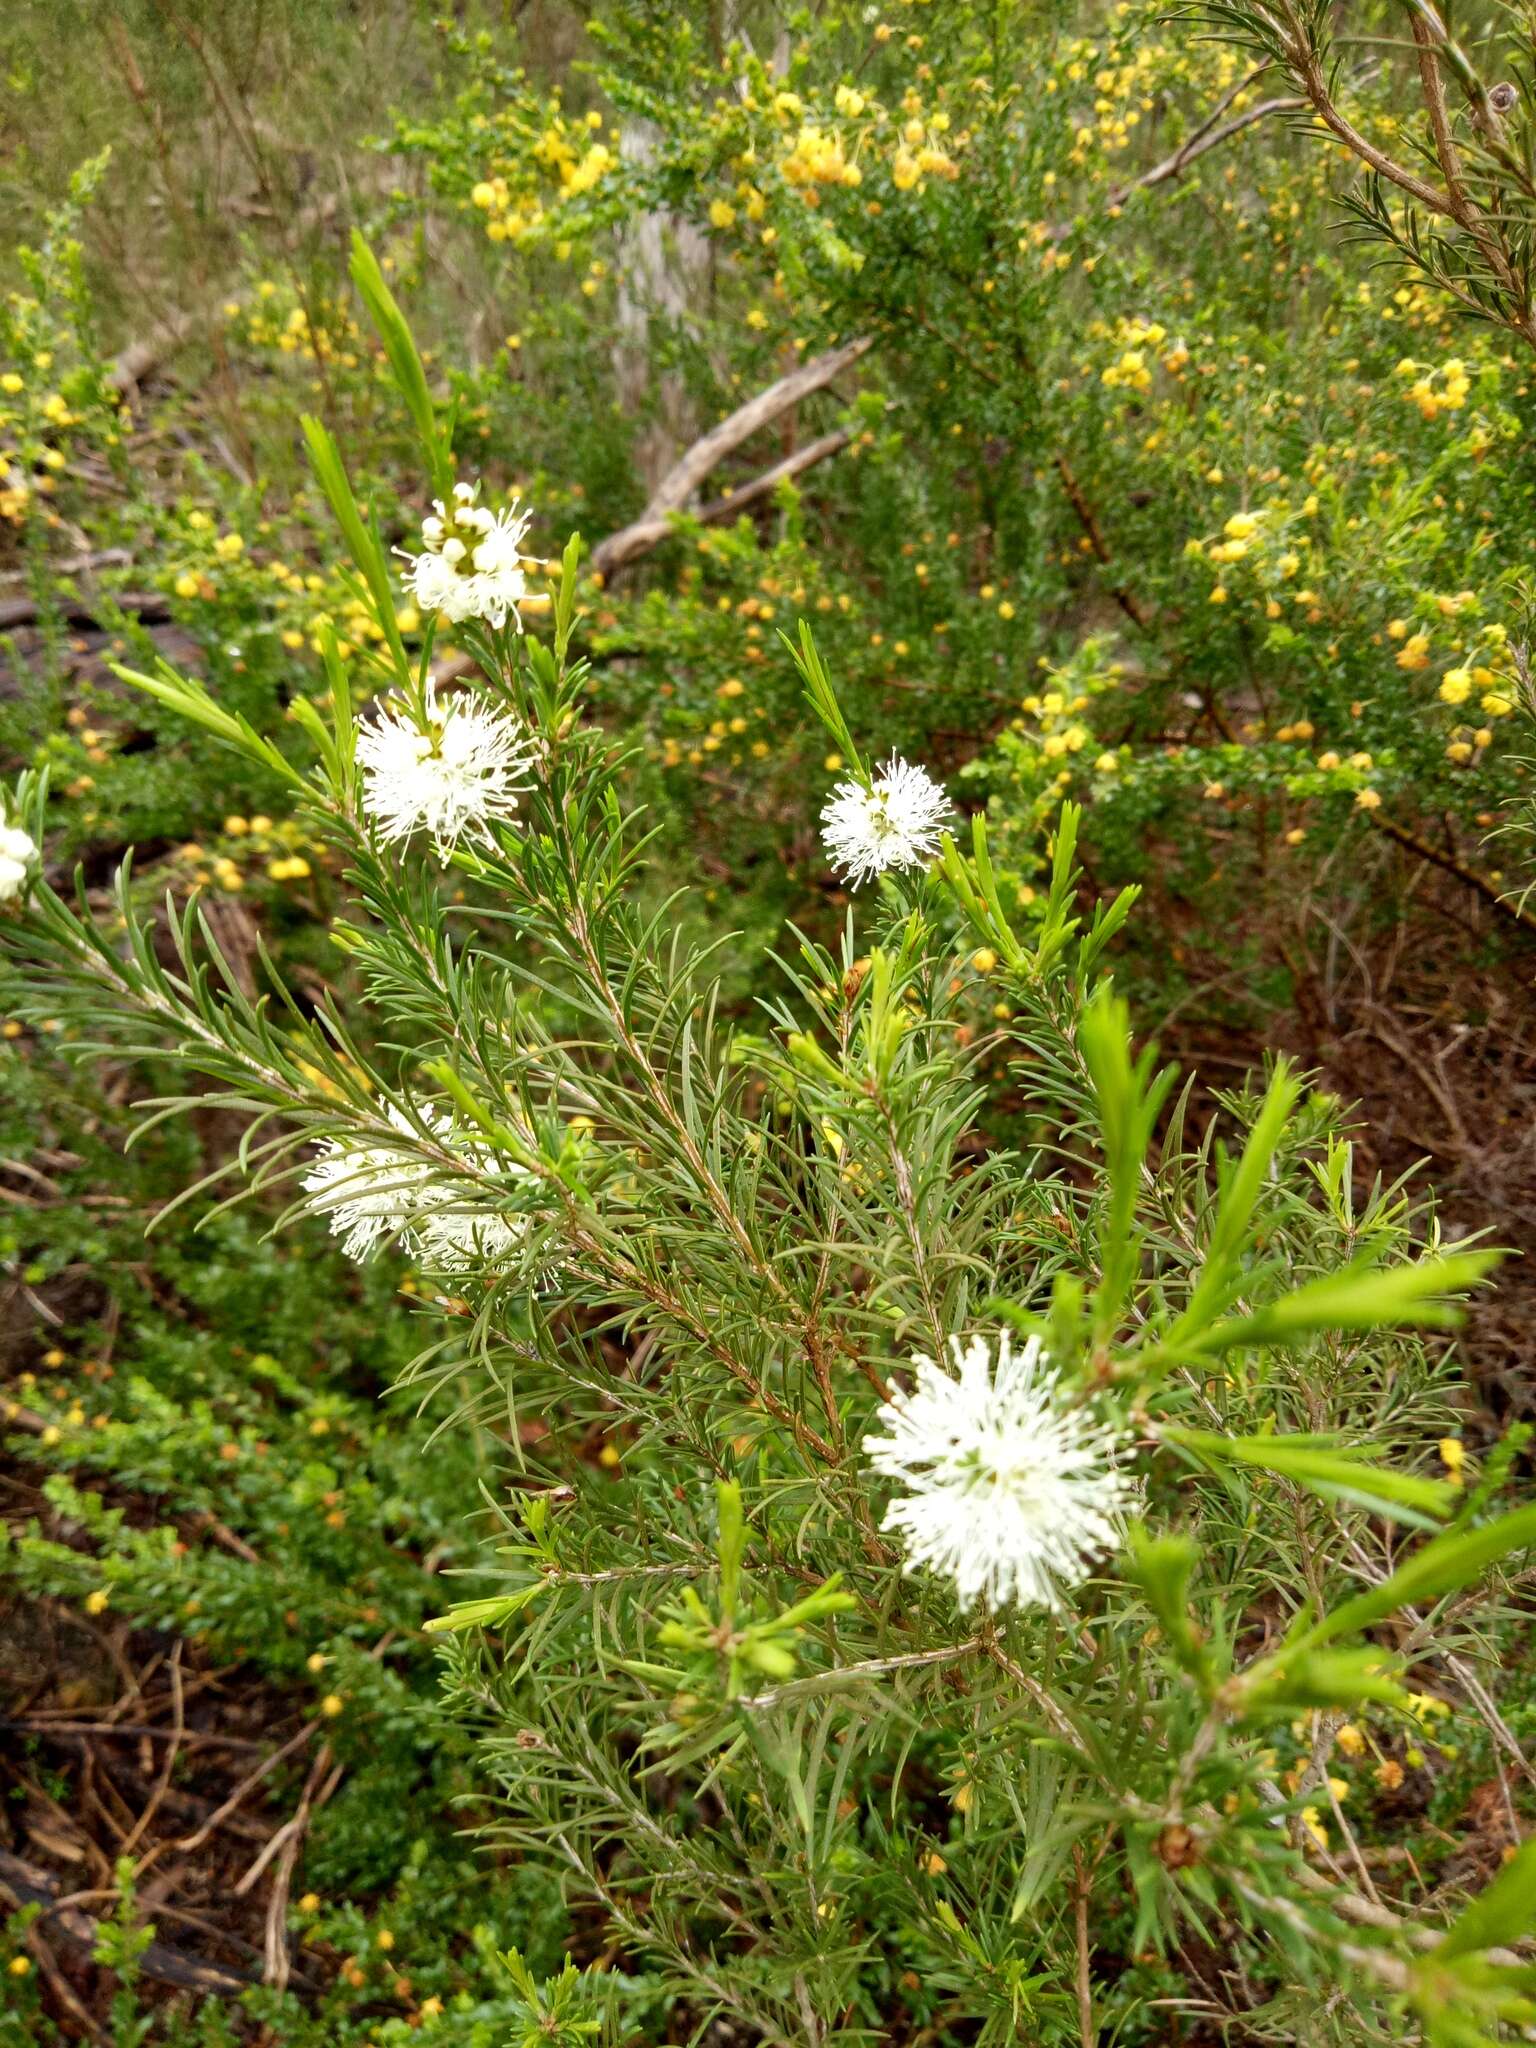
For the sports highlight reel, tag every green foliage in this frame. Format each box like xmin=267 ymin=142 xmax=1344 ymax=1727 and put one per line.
xmin=2 ymin=5 xmax=1535 ymax=2042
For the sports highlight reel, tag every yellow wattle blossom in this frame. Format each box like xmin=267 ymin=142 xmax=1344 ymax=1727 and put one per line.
xmin=1395 ymin=633 xmax=1431 ymax=671
xmin=1438 ymin=669 xmax=1472 ymax=705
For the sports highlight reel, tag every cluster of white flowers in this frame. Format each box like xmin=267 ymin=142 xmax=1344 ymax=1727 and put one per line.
xmin=356 ymin=679 xmax=536 ymax=854
xmin=0 ymin=822 xmax=37 ymax=904
xmin=820 ymin=755 xmax=951 ymax=888
xmin=399 ymin=480 xmax=532 ymax=631
xmin=300 ymin=1102 xmax=539 ymax=1274
xmin=863 ymin=1332 xmax=1133 ymax=1611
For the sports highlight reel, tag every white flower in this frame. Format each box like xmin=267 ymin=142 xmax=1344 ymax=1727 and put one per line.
xmin=863 ymin=1332 xmax=1133 ymax=1611
xmin=820 ymin=755 xmax=951 ymax=887
xmin=412 ymin=1198 xmax=531 ymax=1273
xmin=301 ymin=1103 xmax=542 ymax=1274
xmin=0 ymin=824 xmax=36 ymax=904
xmin=399 ymin=480 xmax=532 ymax=630
xmin=357 ymin=680 xmax=535 ymax=854
xmin=301 ymin=1105 xmax=434 ymax=1262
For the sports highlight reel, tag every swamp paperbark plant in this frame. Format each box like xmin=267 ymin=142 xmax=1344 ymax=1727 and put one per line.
xmin=2 ymin=242 xmax=1533 ymax=2046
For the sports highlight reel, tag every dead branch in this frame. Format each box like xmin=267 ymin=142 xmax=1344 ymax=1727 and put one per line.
xmin=0 ymin=590 xmax=169 ymax=633
xmin=590 ymin=425 xmax=854 ymax=576
xmin=1367 ymin=812 xmax=1536 ymax=935
xmin=589 ymin=336 xmax=871 ymax=576
xmin=1108 ymin=90 xmax=1306 ymax=206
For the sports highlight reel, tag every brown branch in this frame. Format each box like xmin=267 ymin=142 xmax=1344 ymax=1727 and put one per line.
xmin=1108 ymin=92 xmax=1305 ymax=206
xmin=1366 ymin=812 xmax=1536 ymax=935
xmin=1285 ymin=23 xmax=1457 ymax=219
xmin=173 ymin=1718 xmax=319 ymax=1853
xmin=1052 ymin=453 xmax=1149 ymax=629
xmin=589 ymin=337 xmax=871 ymax=576
xmin=1409 ymin=15 xmax=1476 ymax=221
xmin=589 ymin=425 xmax=855 ymax=577
xmin=1072 ymin=1844 xmax=1096 ymax=2048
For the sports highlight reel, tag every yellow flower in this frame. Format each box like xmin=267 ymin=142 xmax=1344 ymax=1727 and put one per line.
xmin=708 ymin=199 xmax=737 ymax=229
xmin=1438 ymin=669 xmax=1472 ymax=705
xmin=1355 ymin=788 xmax=1382 ymax=811
xmin=1396 ymin=633 xmax=1431 ymax=671
xmin=1439 ymin=1437 xmax=1465 ymax=1483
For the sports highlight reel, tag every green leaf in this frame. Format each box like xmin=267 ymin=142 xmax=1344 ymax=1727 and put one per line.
xmin=300 ymin=415 xmax=409 ymax=682
xmin=1242 ymin=1645 xmax=1410 ymax=1717
xmin=1126 ymin=1526 xmax=1212 ymax=1687
xmin=1165 ymin=1428 xmax=1457 ymax=1526
xmin=1198 ymin=1248 xmax=1501 ymax=1355
xmin=1166 ymin=1065 xmax=1302 ymax=1346
xmin=1296 ymin=1503 xmax=1536 ymax=1653
xmin=109 ymin=662 xmax=309 ymax=794
xmin=423 ymin=1585 xmax=547 ymax=1633
xmin=1438 ymin=1837 xmax=1536 ymax=1959
xmin=349 ymin=229 xmax=453 ymax=498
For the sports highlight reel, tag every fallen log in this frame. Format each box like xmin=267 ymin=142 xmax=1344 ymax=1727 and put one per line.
xmin=0 ymin=1848 xmax=256 ymax=1994
xmin=0 ymin=590 xmax=169 ymax=633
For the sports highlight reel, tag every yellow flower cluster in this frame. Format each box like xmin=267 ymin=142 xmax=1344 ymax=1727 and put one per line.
xmin=470 ymin=107 xmax=617 ymax=243
xmin=725 ymin=75 xmax=965 ymax=214
xmin=781 ymin=125 xmax=862 ymax=191
xmin=1061 ymin=36 xmax=1243 ymax=168
xmin=1395 ymin=355 xmax=1471 ymax=420
xmin=235 ymin=284 xmax=363 ymax=367
xmin=173 ymin=812 xmax=321 ymax=894
xmin=0 ymin=326 xmax=120 ymax=524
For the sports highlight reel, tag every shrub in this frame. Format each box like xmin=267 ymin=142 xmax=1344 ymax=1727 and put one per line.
xmin=3 ymin=246 xmax=1533 ymax=2045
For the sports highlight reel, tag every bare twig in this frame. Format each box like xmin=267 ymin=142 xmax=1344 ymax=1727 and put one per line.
xmin=1108 ymin=92 xmax=1305 ymax=206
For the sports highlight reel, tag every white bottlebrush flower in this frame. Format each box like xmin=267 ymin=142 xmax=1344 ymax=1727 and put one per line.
xmin=863 ymin=1331 xmax=1133 ymax=1611
xmin=300 ymin=1106 xmax=434 ymax=1262
xmin=412 ymin=1195 xmax=532 ymax=1273
xmin=356 ymin=680 xmax=535 ymax=854
xmin=301 ymin=1105 xmax=542 ymax=1274
xmin=399 ymin=480 xmax=532 ymax=630
xmin=0 ymin=823 xmax=37 ymax=904
xmin=820 ymin=755 xmax=951 ymax=887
